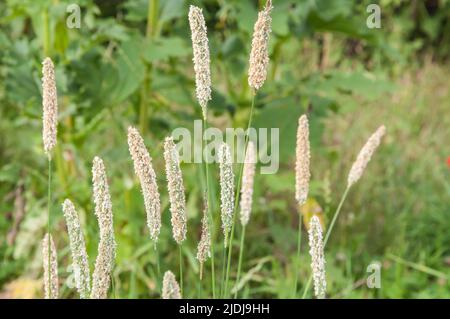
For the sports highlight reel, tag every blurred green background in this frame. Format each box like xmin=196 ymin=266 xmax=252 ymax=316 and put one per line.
xmin=0 ymin=0 xmax=449 ymax=298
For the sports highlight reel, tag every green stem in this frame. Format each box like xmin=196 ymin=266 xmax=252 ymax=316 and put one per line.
xmin=179 ymin=244 xmax=183 ymax=296
xmin=112 ymin=271 xmax=117 ymax=298
xmin=146 ymin=0 xmax=159 ymax=37
xmin=47 ymin=157 xmax=52 ymax=298
xmin=139 ymin=75 xmax=150 ymax=135
xmin=323 ymin=187 xmax=350 ymax=246
xmin=233 ymin=226 xmax=246 ymax=298
xmin=154 ymin=243 xmax=161 ymax=291
xmin=220 ymin=241 xmax=227 ymax=298
xmin=301 ymin=186 xmax=351 ymax=298
xmin=198 ymin=264 xmax=203 ymax=298
xmin=203 ymin=118 xmax=216 ymax=298
xmin=224 ymin=93 xmax=256 ymax=298
xmin=293 ymin=214 xmax=302 ymax=298
xmin=140 ymin=0 xmax=158 ymax=135
xmin=43 ymin=10 xmax=50 ymax=57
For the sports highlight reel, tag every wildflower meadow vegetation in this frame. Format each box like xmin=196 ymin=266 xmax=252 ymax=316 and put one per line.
xmin=0 ymin=0 xmax=449 ymax=299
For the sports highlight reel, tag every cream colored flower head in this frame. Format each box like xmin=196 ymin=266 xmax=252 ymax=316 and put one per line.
xmin=239 ymin=141 xmax=257 ymax=226
xmin=248 ymin=0 xmax=273 ymax=91
xmin=164 ymin=136 xmax=187 ymax=244
xmin=197 ymin=194 xmax=211 ymax=265
xmin=308 ymin=216 xmax=326 ymax=299
xmin=42 ymin=57 xmax=58 ymax=157
xmin=295 ymin=115 xmax=310 ymax=205
xmin=90 ymin=156 xmax=116 ymax=299
xmin=162 ymin=271 xmax=182 ymax=299
xmin=42 ymin=233 xmax=58 ymax=299
xmin=189 ymin=5 xmax=212 ymax=120
xmin=127 ymin=126 xmax=161 ymax=242
xmin=62 ymin=199 xmax=90 ymax=299
xmin=218 ymin=142 xmax=234 ymax=245
xmin=347 ymin=125 xmax=386 ymax=187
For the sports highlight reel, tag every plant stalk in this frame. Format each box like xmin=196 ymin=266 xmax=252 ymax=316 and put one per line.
xmin=233 ymin=225 xmax=246 ymax=298
xmin=140 ymin=0 xmax=158 ymax=135
xmin=224 ymin=92 xmax=256 ymax=297
xmin=47 ymin=157 xmax=52 ymax=298
xmin=203 ymin=118 xmax=216 ymax=298
xmin=179 ymin=244 xmax=183 ymax=296
xmin=293 ymin=213 xmax=302 ymax=298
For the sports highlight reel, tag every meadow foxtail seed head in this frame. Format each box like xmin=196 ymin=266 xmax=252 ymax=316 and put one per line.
xmin=295 ymin=115 xmax=311 ymax=205
xmin=62 ymin=199 xmax=90 ymax=299
xmin=164 ymin=136 xmax=187 ymax=244
xmin=42 ymin=233 xmax=58 ymax=299
xmin=197 ymin=193 xmax=211 ymax=265
xmin=347 ymin=125 xmax=386 ymax=188
xmin=239 ymin=141 xmax=257 ymax=226
xmin=90 ymin=156 xmax=116 ymax=299
xmin=127 ymin=126 xmax=161 ymax=242
xmin=188 ymin=5 xmax=211 ymax=120
xmin=42 ymin=57 xmax=58 ymax=157
xmin=308 ymin=216 xmax=326 ymax=299
xmin=218 ymin=142 xmax=234 ymax=246
xmin=162 ymin=271 xmax=182 ymax=299
xmin=248 ymin=0 xmax=273 ymax=91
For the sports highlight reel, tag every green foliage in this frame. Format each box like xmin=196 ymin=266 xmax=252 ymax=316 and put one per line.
xmin=0 ymin=0 xmax=448 ymax=298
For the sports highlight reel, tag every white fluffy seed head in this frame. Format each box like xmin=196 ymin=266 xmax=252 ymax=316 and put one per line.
xmin=188 ymin=5 xmax=211 ymax=120
xmin=90 ymin=157 xmax=116 ymax=299
xmin=218 ymin=142 xmax=235 ymax=246
xmin=62 ymin=199 xmax=90 ymax=299
xmin=239 ymin=142 xmax=257 ymax=226
xmin=295 ymin=115 xmax=310 ymax=205
xmin=162 ymin=271 xmax=182 ymax=299
xmin=347 ymin=125 xmax=386 ymax=188
xmin=248 ymin=0 xmax=273 ymax=91
xmin=164 ymin=136 xmax=187 ymax=244
xmin=42 ymin=233 xmax=58 ymax=299
xmin=127 ymin=127 xmax=161 ymax=242
xmin=308 ymin=216 xmax=326 ymax=299
xmin=197 ymin=194 xmax=211 ymax=264
xmin=42 ymin=57 xmax=58 ymax=157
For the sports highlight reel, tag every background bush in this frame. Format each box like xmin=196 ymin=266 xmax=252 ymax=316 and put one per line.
xmin=0 ymin=0 xmax=449 ymax=298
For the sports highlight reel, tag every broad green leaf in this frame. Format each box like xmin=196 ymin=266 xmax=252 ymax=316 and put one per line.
xmin=142 ymin=37 xmax=191 ymax=63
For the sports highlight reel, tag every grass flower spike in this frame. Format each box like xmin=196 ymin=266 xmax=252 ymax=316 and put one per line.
xmin=164 ymin=136 xmax=187 ymax=244
xmin=188 ymin=5 xmax=211 ymax=120
xmin=62 ymin=199 xmax=90 ymax=299
xmin=42 ymin=233 xmax=58 ymax=299
xmin=91 ymin=157 xmax=116 ymax=299
xmin=127 ymin=126 xmax=161 ymax=242
xmin=42 ymin=57 xmax=58 ymax=157
xmin=248 ymin=0 xmax=273 ymax=91
xmin=218 ymin=142 xmax=234 ymax=246
xmin=295 ymin=115 xmax=311 ymax=205
xmin=347 ymin=125 xmax=386 ymax=187
xmin=197 ymin=194 xmax=211 ymax=279
xmin=239 ymin=141 xmax=257 ymax=226
xmin=308 ymin=216 xmax=326 ymax=299
xmin=162 ymin=271 xmax=182 ymax=299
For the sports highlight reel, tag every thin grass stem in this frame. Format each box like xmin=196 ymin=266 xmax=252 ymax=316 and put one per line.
xmin=154 ymin=243 xmax=161 ymax=291
xmin=224 ymin=93 xmax=256 ymax=297
xmin=198 ymin=265 xmax=203 ymax=298
xmin=203 ymin=118 xmax=216 ymax=298
xmin=179 ymin=244 xmax=183 ymax=296
xmin=233 ymin=226 xmax=246 ymax=298
xmin=47 ymin=158 xmax=52 ymax=298
xmin=220 ymin=242 xmax=227 ymax=297
xmin=293 ymin=215 xmax=302 ymax=297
